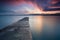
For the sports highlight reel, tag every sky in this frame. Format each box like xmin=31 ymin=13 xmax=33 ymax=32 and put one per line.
xmin=0 ymin=1 xmax=60 ymax=39
xmin=0 ymin=0 xmax=60 ymax=14
xmin=0 ymin=0 xmax=60 ymax=29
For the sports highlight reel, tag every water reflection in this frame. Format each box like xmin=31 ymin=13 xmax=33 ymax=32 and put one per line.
xmin=29 ymin=16 xmax=60 ymax=40
xmin=0 ymin=16 xmax=60 ymax=40
xmin=29 ymin=16 xmax=43 ymax=33
xmin=29 ymin=16 xmax=43 ymax=40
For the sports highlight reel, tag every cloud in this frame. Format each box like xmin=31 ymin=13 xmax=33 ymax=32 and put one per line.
xmin=0 ymin=0 xmax=60 ymax=14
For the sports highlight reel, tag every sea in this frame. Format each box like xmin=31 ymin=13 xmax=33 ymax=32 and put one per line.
xmin=0 ymin=15 xmax=60 ymax=40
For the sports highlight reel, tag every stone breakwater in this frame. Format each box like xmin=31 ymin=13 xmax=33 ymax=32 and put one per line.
xmin=0 ymin=17 xmax=32 ymax=40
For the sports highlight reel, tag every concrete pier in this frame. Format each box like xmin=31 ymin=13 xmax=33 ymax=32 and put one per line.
xmin=0 ymin=17 xmax=32 ymax=40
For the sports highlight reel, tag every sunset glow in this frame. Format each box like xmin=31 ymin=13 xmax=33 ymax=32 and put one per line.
xmin=13 ymin=1 xmax=60 ymax=14
xmin=29 ymin=16 xmax=43 ymax=33
xmin=0 ymin=0 xmax=60 ymax=14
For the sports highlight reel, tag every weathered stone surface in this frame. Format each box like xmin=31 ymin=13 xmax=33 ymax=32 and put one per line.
xmin=0 ymin=17 xmax=32 ymax=40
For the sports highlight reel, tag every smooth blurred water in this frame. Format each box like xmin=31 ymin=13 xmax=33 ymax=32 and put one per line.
xmin=0 ymin=16 xmax=60 ymax=40
xmin=29 ymin=16 xmax=60 ymax=40
xmin=0 ymin=16 xmax=27 ymax=29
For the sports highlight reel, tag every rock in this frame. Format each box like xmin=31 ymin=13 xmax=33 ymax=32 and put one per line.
xmin=0 ymin=17 xmax=32 ymax=40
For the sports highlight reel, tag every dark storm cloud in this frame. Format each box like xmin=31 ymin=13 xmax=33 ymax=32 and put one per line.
xmin=45 ymin=0 xmax=60 ymax=11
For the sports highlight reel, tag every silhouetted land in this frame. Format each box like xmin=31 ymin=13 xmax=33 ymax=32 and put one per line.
xmin=0 ymin=13 xmax=60 ymax=16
